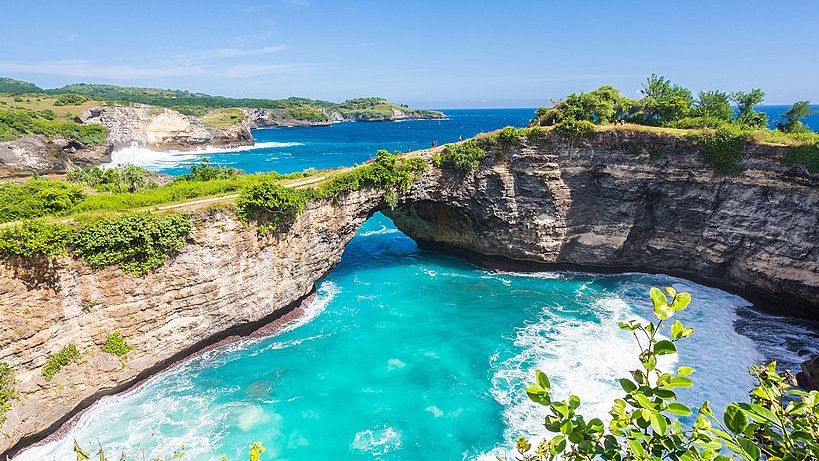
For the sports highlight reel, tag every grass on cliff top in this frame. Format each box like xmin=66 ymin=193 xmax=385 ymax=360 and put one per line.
xmin=0 ymin=94 xmax=98 ymax=122
xmin=0 ymin=106 xmax=108 ymax=144
xmin=201 ymin=108 xmax=246 ymax=128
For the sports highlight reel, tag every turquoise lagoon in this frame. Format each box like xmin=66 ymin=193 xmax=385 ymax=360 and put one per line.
xmin=21 ymin=214 xmax=818 ymax=461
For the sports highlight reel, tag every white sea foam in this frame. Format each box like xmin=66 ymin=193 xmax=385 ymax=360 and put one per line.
xmin=350 ymin=425 xmax=402 ymax=455
xmin=105 ymin=141 xmax=303 ymax=169
xmin=358 ymin=225 xmax=401 ymax=237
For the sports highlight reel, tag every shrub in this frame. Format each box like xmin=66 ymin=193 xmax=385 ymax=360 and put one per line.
xmin=496 ymin=126 xmax=522 ymax=145
xmin=0 ymin=362 xmax=16 ymax=427
xmin=237 ymin=182 xmax=307 ymax=233
xmin=0 ymin=108 xmax=107 ymax=145
xmin=66 ymin=165 xmax=158 ymax=193
xmin=776 ymin=101 xmax=816 ymax=134
xmin=668 ymin=116 xmax=732 ymax=130
xmin=68 ymin=213 xmax=193 ymax=275
xmin=692 ymin=126 xmax=747 ymax=175
xmin=0 ymin=220 xmax=69 ymax=258
xmin=101 ymin=332 xmax=133 ymax=358
xmin=53 ymin=93 xmax=89 ymax=106
xmin=42 ymin=343 xmax=80 ymax=381
xmin=511 ymin=287 xmax=819 ymax=461
xmin=782 ymin=143 xmax=819 ymax=173
xmin=177 ymin=159 xmax=244 ymax=182
xmin=433 ymin=140 xmax=486 ymax=171
xmin=555 ymin=119 xmax=595 ymax=139
xmin=0 ymin=179 xmax=85 ymax=223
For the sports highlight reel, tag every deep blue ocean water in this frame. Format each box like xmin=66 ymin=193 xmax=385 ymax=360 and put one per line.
xmin=21 ymin=108 xmax=819 ymax=460
xmin=108 ymin=106 xmax=819 ymax=177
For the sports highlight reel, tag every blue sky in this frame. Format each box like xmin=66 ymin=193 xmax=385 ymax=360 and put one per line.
xmin=1 ymin=0 xmax=817 ymax=107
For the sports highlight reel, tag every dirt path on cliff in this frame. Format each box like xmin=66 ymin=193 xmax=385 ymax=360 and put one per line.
xmin=0 ymin=174 xmax=331 ymax=229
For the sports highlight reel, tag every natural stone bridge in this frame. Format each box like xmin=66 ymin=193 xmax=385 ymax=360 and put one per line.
xmin=2 ymin=130 xmax=818 ymax=457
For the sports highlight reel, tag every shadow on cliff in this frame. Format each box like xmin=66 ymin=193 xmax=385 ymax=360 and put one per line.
xmin=2 ymin=255 xmax=62 ymax=290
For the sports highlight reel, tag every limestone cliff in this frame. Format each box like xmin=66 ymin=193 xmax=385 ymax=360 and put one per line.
xmin=1 ymin=129 xmax=818 ymax=457
xmin=0 ymin=135 xmax=113 ymax=178
xmin=387 ymin=131 xmax=819 ymax=315
xmin=79 ymin=104 xmax=253 ymax=150
xmin=241 ymin=107 xmax=339 ymax=128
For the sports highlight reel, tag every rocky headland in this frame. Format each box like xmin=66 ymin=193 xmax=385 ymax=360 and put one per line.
xmin=1 ymin=128 xmax=817 ymax=457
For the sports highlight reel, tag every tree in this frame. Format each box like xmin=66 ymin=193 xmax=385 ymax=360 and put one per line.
xmin=637 ymin=74 xmax=694 ymax=125
xmin=536 ymin=86 xmax=636 ymax=126
xmin=731 ymin=89 xmax=768 ymax=129
xmin=776 ymin=101 xmax=815 ymax=134
xmin=510 ymin=287 xmax=819 ymax=461
xmin=694 ymin=90 xmax=733 ymax=121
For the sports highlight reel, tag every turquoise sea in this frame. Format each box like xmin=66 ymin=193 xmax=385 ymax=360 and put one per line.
xmin=20 ymin=109 xmax=819 ymax=460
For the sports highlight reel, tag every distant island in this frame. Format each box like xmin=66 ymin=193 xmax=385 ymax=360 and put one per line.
xmin=0 ymin=76 xmax=445 ymax=177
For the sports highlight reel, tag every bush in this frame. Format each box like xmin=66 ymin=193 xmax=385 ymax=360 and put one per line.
xmin=237 ymin=182 xmax=307 ymax=233
xmin=782 ymin=143 xmax=819 ymax=173
xmin=496 ymin=126 xmax=522 ymax=145
xmin=0 ymin=179 xmax=85 ymax=223
xmin=433 ymin=140 xmax=486 ymax=171
xmin=0 ymin=220 xmax=69 ymax=258
xmin=511 ymin=287 xmax=819 ymax=461
xmin=0 ymin=362 xmax=16 ymax=427
xmin=101 ymin=332 xmax=133 ymax=358
xmin=555 ymin=119 xmax=595 ymax=139
xmin=177 ymin=159 xmax=244 ymax=182
xmin=66 ymin=165 xmax=158 ymax=193
xmin=668 ymin=116 xmax=732 ymax=130
xmin=68 ymin=213 xmax=193 ymax=275
xmin=692 ymin=126 xmax=747 ymax=175
xmin=0 ymin=108 xmax=107 ymax=145
xmin=42 ymin=343 xmax=80 ymax=381
xmin=53 ymin=93 xmax=89 ymax=106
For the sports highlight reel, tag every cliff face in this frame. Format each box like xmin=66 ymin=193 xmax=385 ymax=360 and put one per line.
xmin=79 ymin=104 xmax=253 ymax=150
xmin=1 ymin=130 xmax=818 ymax=457
xmin=0 ymin=191 xmax=384 ymax=457
xmin=0 ymin=135 xmax=113 ymax=178
xmin=386 ymin=131 xmax=819 ymax=315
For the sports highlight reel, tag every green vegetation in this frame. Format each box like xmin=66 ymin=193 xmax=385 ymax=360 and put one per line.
xmin=512 ymin=287 xmax=819 ymax=461
xmin=238 ymin=150 xmax=427 ymax=232
xmin=433 ymin=140 xmax=486 ymax=171
xmin=0 ymin=362 xmax=16 ymax=427
xmin=66 ymin=165 xmax=159 ymax=193
xmin=0 ymin=107 xmax=107 ymax=144
xmin=0 ymin=179 xmax=85 ymax=222
xmin=101 ymin=332 xmax=133 ymax=358
xmin=531 ymin=75 xmax=817 ymax=174
xmin=201 ymin=108 xmax=245 ymax=128
xmin=237 ymin=182 xmax=307 ymax=233
xmin=691 ymin=126 xmax=748 ymax=175
xmin=177 ymin=159 xmax=243 ymax=182
xmin=43 ymin=343 xmax=80 ymax=381
xmin=53 ymin=93 xmax=90 ymax=106
xmin=0 ymin=220 xmax=69 ymax=258
xmin=0 ymin=77 xmax=42 ymax=94
xmin=69 ymin=213 xmax=193 ymax=275
xmin=776 ymin=101 xmax=816 ymax=134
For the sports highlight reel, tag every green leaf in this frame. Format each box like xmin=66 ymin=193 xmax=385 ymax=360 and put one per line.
xmin=736 ymin=403 xmax=778 ymax=425
xmin=650 ymin=287 xmax=668 ymax=309
xmin=664 ymin=286 xmax=677 ymax=298
xmin=535 ymin=370 xmax=550 ymax=391
xmin=723 ymin=404 xmax=748 ymax=434
xmin=677 ymin=366 xmax=694 ymax=376
xmin=634 ymin=393 xmax=653 ymax=409
xmin=649 ymin=412 xmax=667 ymax=435
xmin=667 ymin=402 xmax=692 ymax=416
xmin=74 ymin=440 xmax=90 ymax=461
xmin=667 ymin=377 xmax=693 ymax=388
xmin=626 ymin=439 xmax=648 ymax=457
xmin=619 ymin=378 xmax=638 ymax=393
xmin=549 ymin=435 xmax=566 ymax=455
xmin=737 ymin=437 xmax=761 ymax=461
xmin=672 ymin=292 xmax=692 ymax=312
xmin=654 ymin=303 xmax=674 ymax=320
xmin=671 ymin=320 xmax=684 ymax=340
xmin=654 ymin=340 xmax=677 ymax=355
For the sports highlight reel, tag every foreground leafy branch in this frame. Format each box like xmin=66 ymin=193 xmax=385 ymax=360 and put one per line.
xmin=510 ymin=287 xmax=819 ymax=461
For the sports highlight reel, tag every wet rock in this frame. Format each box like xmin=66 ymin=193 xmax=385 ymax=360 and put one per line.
xmin=797 ymin=354 xmax=819 ymax=391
